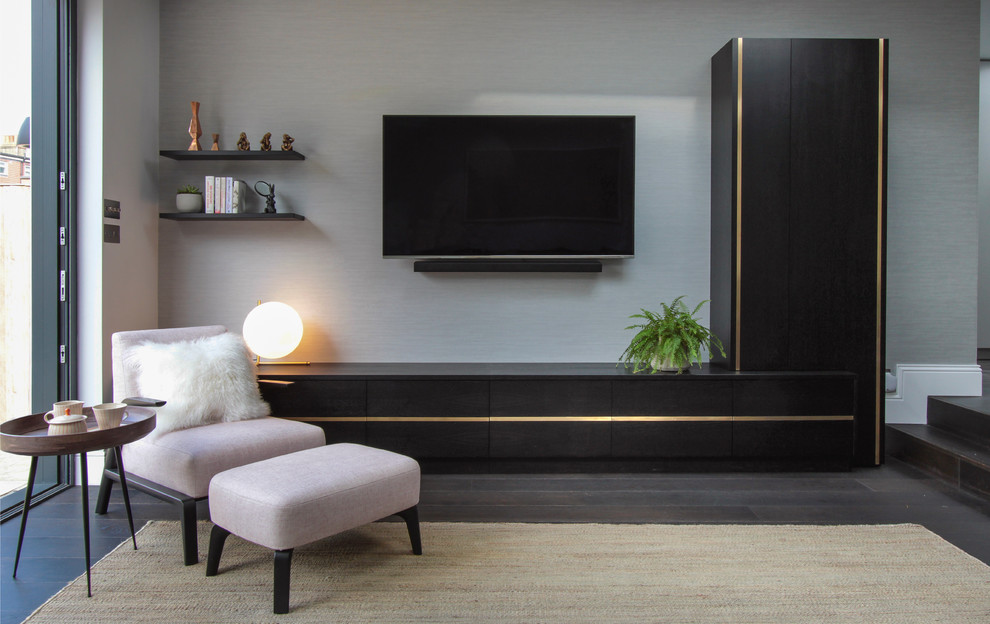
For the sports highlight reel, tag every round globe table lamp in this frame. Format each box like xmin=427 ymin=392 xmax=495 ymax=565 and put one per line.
xmin=242 ymin=301 xmax=310 ymax=365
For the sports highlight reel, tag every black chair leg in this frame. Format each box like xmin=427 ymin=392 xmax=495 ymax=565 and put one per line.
xmin=94 ymin=450 xmax=116 ymax=515
xmin=396 ymin=505 xmax=423 ymax=555
xmin=205 ymin=525 xmax=230 ymax=577
xmin=274 ymin=549 xmax=293 ymax=614
xmin=180 ymin=498 xmax=199 ymax=565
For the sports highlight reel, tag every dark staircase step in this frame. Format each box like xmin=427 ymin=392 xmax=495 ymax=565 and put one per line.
xmin=887 ymin=423 xmax=990 ymax=499
xmin=927 ymin=395 xmax=990 ymax=447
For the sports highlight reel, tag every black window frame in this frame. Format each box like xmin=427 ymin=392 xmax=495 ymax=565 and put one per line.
xmin=1 ymin=0 xmax=77 ymax=521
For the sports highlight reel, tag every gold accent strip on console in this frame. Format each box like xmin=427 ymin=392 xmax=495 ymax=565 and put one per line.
xmin=292 ymin=415 xmax=852 ymax=423
xmin=366 ymin=417 xmax=489 ymax=423
xmin=732 ymin=415 xmax=854 ymax=422
xmin=612 ymin=416 xmax=732 ymax=422
xmin=875 ymin=38 xmax=886 ymax=466
xmin=285 ymin=416 xmax=367 ymax=422
xmin=490 ymin=416 xmax=612 ymax=423
xmin=735 ymin=37 xmax=744 ymax=371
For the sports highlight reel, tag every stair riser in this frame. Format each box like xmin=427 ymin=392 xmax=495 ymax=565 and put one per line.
xmin=887 ymin=427 xmax=961 ymax=484
xmin=927 ymin=398 xmax=990 ymax=446
xmin=960 ymin=461 xmax=990 ymax=498
xmin=887 ymin=426 xmax=990 ymax=499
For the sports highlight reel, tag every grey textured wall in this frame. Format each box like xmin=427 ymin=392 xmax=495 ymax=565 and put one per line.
xmin=157 ymin=0 xmax=980 ymax=366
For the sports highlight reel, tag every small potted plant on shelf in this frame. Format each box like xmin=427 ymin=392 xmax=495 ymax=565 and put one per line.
xmin=175 ymin=184 xmax=203 ymax=213
xmin=619 ymin=296 xmax=726 ymax=373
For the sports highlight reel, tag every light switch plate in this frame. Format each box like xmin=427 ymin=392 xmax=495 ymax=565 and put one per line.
xmin=103 ymin=199 xmax=121 ymax=219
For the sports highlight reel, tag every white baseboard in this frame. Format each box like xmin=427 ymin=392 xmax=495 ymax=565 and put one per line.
xmin=884 ymin=363 xmax=984 ymax=424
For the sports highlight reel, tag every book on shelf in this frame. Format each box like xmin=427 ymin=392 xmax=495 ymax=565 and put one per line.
xmin=231 ymin=179 xmax=247 ymax=213
xmin=216 ymin=176 xmax=225 ymax=214
xmin=204 ymin=176 xmax=215 ymax=213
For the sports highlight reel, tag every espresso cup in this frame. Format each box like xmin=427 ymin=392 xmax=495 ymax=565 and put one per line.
xmin=92 ymin=403 xmax=129 ymax=429
xmin=44 ymin=400 xmax=85 ymax=423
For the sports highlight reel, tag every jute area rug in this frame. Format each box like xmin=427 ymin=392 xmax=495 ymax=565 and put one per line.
xmin=24 ymin=521 xmax=990 ymax=623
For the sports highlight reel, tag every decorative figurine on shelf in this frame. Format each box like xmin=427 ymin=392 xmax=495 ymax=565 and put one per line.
xmin=255 ymin=180 xmax=277 ymax=213
xmin=211 ymin=133 xmax=220 ymax=151
xmin=188 ymin=101 xmax=202 ymax=151
xmin=281 ymin=134 xmax=295 ymax=151
xmin=260 ymin=132 xmax=272 ymax=151
xmin=237 ymin=132 xmax=250 ymax=151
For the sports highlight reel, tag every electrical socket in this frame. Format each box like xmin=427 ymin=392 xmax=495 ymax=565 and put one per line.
xmin=103 ymin=224 xmax=120 ymax=244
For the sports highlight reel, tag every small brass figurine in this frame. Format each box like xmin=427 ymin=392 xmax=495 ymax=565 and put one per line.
xmin=237 ymin=132 xmax=250 ymax=151
xmin=260 ymin=132 xmax=272 ymax=152
xmin=255 ymin=180 xmax=276 ymax=213
xmin=211 ymin=133 xmax=220 ymax=151
xmin=281 ymin=134 xmax=295 ymax=151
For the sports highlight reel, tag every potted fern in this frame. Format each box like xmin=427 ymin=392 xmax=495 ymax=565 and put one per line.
xmin=619 ymin=296 xmax=726 ymax=373
xmin=175 ymin=184 xmax=204 ymax=213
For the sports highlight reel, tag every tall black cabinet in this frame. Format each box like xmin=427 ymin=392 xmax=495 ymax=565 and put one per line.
xmin=711 ymin=38 xmax=888 ymax=466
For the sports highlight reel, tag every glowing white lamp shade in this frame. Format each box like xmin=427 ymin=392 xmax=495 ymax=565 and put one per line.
xmin=242 ymin=302 xmax=304 ymax=360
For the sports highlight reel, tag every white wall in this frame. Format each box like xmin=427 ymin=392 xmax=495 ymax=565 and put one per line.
xmin=78 ymin=0 xmax=104 ymax=404
xmin=78 ymin=0 xmax=159 ymax=405
xmin=156 ymin=0 xmax=980 ymax=368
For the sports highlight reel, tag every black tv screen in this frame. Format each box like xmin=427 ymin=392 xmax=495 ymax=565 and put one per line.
xmin=382 ymin=115 xmax=635 ymax=258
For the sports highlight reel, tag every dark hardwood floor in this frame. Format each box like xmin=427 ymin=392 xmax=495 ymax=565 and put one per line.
xmin=3 ymin=457 xmax=990 ymax=624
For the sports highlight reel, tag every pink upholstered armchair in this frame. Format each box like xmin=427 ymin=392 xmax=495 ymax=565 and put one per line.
xmin=95 ymin=325 xmax=325 ymax=565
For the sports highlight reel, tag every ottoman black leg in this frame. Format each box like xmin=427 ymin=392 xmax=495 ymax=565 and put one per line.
xmin=274 ymin=549 xmax=294 ymax=614
xmin=205 ymin=525 xmax=231 ymax=577
xmin=396 ymin=505 xmax=422 ymax=555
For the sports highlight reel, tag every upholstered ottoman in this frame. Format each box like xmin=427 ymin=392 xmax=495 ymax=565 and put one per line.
xmin=205 ymin=443 xmax=422 ymax=614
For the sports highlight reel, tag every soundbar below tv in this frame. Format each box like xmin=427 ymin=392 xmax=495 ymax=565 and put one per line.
xmin=382 ymin=115 xmax=635 ymax=261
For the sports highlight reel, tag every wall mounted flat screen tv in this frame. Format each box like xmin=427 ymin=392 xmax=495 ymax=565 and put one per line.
xmin=383 ymin=115 xmax=635 ymax=258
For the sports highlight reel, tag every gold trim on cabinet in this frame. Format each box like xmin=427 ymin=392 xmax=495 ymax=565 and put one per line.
xmin=732 ymin=415 xmax=854 ymax=422
xmin=366 ymin=417 xmax=489 ymax=423
xmin=285 ymin=416 xmax=366 ymax=422
xmin=735 ymin=37 xmax=744 ymax=371
xmin=875 ymin=38 xmax=886 ymax=466
xmin=291 ymin=414 xmax=851 ymax=424
xmin=490 ymin=416 xmax=612 ymax=423
xmin=612 ymin=416 xmax=732 ymax=422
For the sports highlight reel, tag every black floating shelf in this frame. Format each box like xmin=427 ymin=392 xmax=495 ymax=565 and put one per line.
xmin=159 ymin=212 xmax=305 ymax=221
xmin=413 ymin=259 xmax=603 ymax=273
xmin=159 ymin=150 xmax=305 ymax=161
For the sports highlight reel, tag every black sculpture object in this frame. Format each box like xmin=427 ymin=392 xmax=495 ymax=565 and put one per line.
xmin=255 ymin=180 xmax=276 ymax=213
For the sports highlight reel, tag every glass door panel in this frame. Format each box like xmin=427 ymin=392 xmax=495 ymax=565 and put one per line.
xmin=1 ymin=0 xmax=72 ymax=520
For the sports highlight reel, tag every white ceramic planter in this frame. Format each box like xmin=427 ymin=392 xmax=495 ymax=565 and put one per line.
xmin=176 ymin=193 xmax=204 ymax=213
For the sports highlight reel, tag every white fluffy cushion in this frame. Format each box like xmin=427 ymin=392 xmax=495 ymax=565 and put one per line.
xmin=130 ymin=332 xmax=270 ymax=433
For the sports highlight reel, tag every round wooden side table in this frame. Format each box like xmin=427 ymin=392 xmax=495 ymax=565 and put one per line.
xmin=1 ymin=407 xmax=156 ymax=596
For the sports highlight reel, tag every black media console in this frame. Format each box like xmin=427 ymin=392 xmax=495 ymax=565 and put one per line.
xmin=258 ymin=363 xmax=856 ymax=471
